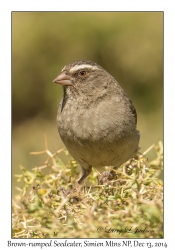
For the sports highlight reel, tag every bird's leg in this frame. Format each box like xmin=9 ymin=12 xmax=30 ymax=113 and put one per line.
xmin=109 ymin=169 xmax=116 ymax=179
xmin=78 ymin=166 xmax=92 ymax=184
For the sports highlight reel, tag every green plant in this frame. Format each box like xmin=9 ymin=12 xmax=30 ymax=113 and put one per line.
xmin=12 ymin=141 xmax=163 ymax=238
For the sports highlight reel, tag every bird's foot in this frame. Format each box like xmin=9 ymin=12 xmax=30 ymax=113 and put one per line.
xmin=98 ymin=170 xmax=117 ymax=185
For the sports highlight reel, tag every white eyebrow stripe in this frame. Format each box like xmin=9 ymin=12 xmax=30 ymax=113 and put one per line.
xmin=61 ymin=66 xmax=66 ymax=72
xmin=69 ymin=64 xmax=99 ymax=73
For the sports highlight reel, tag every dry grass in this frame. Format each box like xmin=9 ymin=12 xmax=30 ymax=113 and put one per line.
xmin=12 ymin=141 xmax=163 ymax=238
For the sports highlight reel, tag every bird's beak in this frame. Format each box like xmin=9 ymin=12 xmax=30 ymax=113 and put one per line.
xmin=53 ymin=71 xmax=73 ymax=86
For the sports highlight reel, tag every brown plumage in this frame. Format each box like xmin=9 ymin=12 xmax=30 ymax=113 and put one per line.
xmin=53 ymin=60 xmax=140 ymax=184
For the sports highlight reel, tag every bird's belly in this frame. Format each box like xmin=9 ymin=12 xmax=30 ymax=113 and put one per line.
xmin=57 ymin=104 xmax=139 ymax=168
xmin=58 ymin=124 xmax=139 ymax=169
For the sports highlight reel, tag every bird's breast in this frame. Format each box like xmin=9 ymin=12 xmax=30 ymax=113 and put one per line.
xmin=57 ymin=96 xmax=135 ymax=143
xmin=57 ymin=97 xmax=139 ymax=168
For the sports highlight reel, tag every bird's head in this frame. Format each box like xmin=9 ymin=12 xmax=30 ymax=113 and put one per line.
xmin=53 ymin=60 xmax=111 ymax=98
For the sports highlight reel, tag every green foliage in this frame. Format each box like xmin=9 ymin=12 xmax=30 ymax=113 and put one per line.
xmin=12 ymin=141 xmax=163 ymax=238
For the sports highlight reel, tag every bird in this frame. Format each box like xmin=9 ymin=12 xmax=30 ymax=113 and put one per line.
xmin=53 ymin=60 xmax=140 ymax=185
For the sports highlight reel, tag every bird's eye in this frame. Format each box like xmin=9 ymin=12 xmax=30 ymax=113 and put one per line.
xmin=78 ymin=70 xmax=87 ymax=77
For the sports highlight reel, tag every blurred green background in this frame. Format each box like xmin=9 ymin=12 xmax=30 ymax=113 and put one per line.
xmin=12 ymin=12 xmax=163 ymax=194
